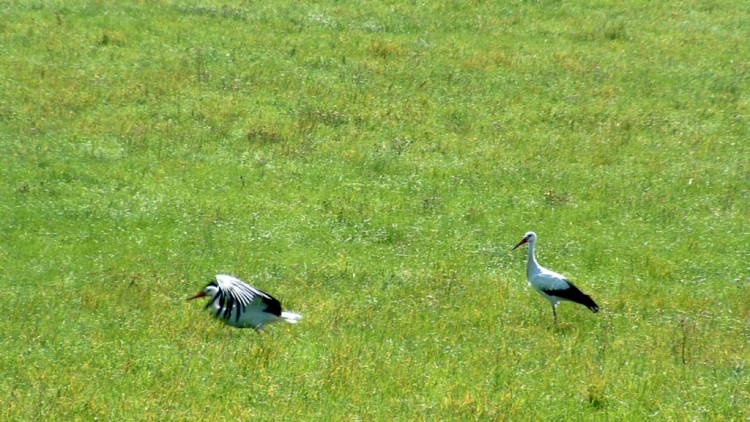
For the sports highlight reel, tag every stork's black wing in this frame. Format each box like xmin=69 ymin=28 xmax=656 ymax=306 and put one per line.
xmin=216 ymin=274 xmax=282 ymax=317
xmin=541 ymin=279 xmax=599 ymax=312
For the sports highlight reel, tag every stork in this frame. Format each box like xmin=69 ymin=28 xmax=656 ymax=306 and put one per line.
xmin=187 ymin=274 xmax=301 ymax=331
xmin=512 ymin=231 xmax=599 ymax=322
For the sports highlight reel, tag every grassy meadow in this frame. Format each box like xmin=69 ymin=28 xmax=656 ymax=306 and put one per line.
xmin=1 ymin=0 xmax=749 ymax=419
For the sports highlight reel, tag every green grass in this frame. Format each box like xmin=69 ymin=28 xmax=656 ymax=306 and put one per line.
xmin=1 ymin=0 xmax=749 ymax=419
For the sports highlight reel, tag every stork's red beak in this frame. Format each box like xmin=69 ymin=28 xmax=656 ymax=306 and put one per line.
xmin=187 ymin=291 xmax=207 ymax=301
xmin=512 ymin=237 xmax=528 ymax=251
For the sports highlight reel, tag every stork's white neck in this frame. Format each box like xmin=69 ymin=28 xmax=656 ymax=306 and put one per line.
xmin=526 ymin=239 xmax=540 ymax=278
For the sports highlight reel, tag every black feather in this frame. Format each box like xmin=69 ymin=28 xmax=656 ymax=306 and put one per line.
xmin=205 ymin=293 xmax=219 ymax=310
xmin=216 ymin=293 xmax=225 ymax=318
xmin=223 ymin=294 xmax=234 ymax=320
xmin=262 ymin=296 xmax=282 ymax=316
xmin=235 ymin=303 xmax=244 ymax=323
xmin=541 ymin=279 xmax=599 ymax=312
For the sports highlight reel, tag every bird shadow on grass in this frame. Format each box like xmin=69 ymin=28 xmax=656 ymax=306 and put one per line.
xmin=549 ymin=323 xmax=576 ymax=334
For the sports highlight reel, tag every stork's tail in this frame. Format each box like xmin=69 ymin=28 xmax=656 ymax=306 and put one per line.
xmin=281 ymin=311 xmax=302 ymax=324
xmin=583 ymin=296 xmax=599 ymax=313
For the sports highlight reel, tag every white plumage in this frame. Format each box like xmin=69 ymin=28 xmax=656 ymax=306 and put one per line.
xmin=187 ymin=274 xmax=301 ymax=331
xmin=512 ymin=231 xmax=599 ymax=322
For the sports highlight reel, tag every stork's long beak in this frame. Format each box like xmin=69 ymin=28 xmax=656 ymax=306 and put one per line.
xmin=187 ymin=291 xmax=207 ymax=301
xmin=511 ymin=237 xmax=528 ymax=251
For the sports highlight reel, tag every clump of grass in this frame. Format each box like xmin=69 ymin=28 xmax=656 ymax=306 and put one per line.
xmin=246 ymin=126 xmax=285 ymax=145
xmin=603 ymin=21 xmax=628 ymax=40
xmin=97 ymin=31 xmax=124 ymax=46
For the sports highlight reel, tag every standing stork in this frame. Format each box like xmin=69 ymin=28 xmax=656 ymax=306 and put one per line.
xmin=512 ymin=231 xmax=599 ymax=322
xmin=187 ymin=274 xmax=302 ymax=331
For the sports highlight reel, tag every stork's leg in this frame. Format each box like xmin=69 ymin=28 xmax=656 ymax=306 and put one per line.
xmin=551 ymin=304 xmax=558 ymax=323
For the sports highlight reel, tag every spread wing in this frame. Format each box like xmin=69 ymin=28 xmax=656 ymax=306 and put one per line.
xmin=213 ymin=274 xmax=282 ymax=319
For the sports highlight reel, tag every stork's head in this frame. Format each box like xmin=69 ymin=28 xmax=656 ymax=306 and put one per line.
xmin=512 ymin=231 xmax=537 ymax=250
xmin=187 ymin=281 xmax=220 ymax=301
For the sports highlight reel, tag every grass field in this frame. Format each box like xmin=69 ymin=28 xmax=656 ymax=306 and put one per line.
xmin=1 ymin=0 xmax=749 ymax=419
